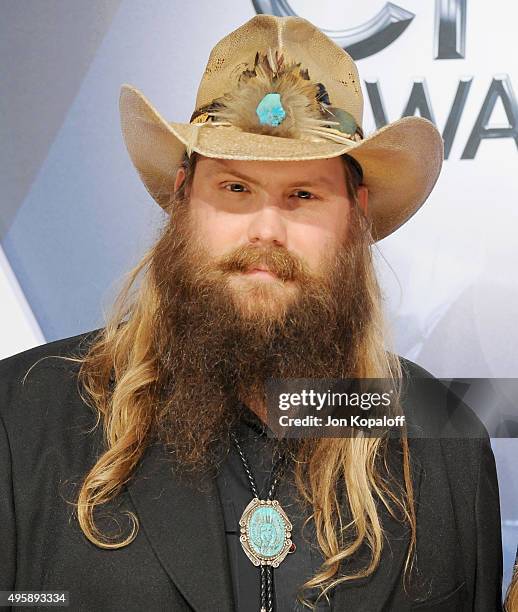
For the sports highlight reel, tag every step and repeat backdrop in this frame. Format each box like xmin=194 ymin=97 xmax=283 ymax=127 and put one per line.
xmin=2 ymin=0 xmax=517 ymax=593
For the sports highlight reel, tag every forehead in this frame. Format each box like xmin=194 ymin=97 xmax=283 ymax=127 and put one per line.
xmin=193 ymin=156 xmax=347 ymax=190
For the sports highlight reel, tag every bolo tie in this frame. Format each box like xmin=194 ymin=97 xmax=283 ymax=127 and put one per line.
xmin=230 ymin=430 xmax=295 ymax=612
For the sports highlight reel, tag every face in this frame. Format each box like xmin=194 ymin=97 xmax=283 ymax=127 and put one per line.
xmin=174 ymin=155 xmax=368 ymax=319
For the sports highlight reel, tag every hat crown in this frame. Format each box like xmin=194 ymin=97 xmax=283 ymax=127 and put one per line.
xmin=195 ymin=15 xmax=363 ymax=128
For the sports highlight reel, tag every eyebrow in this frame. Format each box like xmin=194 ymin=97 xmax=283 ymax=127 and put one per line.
xmin=209 ymin=159 xmax=339 ymax=191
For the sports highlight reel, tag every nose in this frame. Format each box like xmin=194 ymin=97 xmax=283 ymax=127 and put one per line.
xmin=247 ymin=202 xmax=287 ymax=247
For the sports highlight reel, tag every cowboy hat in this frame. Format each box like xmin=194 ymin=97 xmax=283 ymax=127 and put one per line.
xmin=119 ymin=14 xmax=443 ymax=242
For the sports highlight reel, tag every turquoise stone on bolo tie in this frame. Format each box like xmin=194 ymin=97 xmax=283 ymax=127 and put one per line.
xmin=239 ymin=498 xmax=293 ymax=567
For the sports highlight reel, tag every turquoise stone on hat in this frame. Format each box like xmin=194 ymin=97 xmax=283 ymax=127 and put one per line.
xmin=256 ymin=92 xmax=286 ymax=127
xmin=333 ymin=108 xmax=357 ymax=134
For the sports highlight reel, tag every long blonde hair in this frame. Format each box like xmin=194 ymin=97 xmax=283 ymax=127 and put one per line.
xmin=505 ymin=559 xmax=518 ymax=612
xmin=66 ymin=153 xmax=416 ymax=608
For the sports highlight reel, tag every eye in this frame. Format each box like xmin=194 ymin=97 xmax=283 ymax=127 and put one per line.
xmin=224 ymin=182 xmax=248 ymax=193
xmin=292 ymin=190 xmax=316 ymax=200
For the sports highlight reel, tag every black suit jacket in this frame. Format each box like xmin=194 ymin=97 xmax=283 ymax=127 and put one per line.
xmin=0 ymin=330 xmax=503 ymax=611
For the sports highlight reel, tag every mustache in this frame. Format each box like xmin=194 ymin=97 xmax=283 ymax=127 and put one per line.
xmin=215 ymin=244 xmax=312 ymax=282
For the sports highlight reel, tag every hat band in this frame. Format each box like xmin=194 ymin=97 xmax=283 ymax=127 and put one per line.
xmin=189 ymin=102 xmax=364 ymax=144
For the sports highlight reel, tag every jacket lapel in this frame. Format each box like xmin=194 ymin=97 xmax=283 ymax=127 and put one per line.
xmin=331 ymin=440 xmax=423 ymax=611
xmin=127 ymin=440 xmax=234 ymax=612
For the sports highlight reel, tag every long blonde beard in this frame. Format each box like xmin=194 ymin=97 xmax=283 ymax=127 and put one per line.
xmin=147 ymin=191 xmax=377 ymax=471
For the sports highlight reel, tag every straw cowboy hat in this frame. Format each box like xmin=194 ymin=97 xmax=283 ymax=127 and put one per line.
xmin=119 ymin=14 xmax=443 ymax=242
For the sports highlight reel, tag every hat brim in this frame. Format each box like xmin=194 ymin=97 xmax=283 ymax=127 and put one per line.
xmin=119 ymin=84 xmax=443 ymax=241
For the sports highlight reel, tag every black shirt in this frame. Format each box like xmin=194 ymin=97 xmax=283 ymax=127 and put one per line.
xmin=215 ymin=407 xmax=333 ymax=611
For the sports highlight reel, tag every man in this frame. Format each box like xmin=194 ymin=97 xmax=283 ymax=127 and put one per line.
xmin=0 ymin=14 xmax=502 ymax=612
